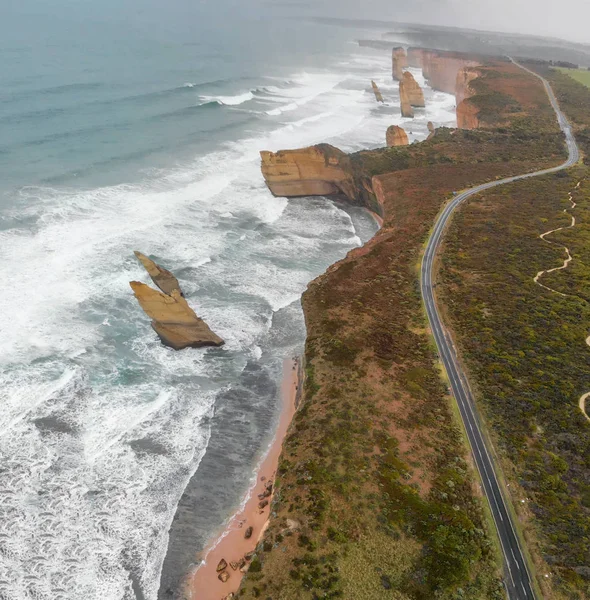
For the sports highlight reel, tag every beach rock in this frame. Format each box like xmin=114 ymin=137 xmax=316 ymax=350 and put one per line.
xmin=244 ymin=551 xmax=255 ymax=561
xmin=239 ymin=564 xmax=249 ymax=574
xmin=399 ymin=81 xmax=414 ymax=118
xmin=402 ymin=72 xmax=425 ymax=107
xmin=386 ymin=125 xmax=409 ymax=147
xmin=371 ymin=80 xmax=384 ymax=103
xmin=258 ymin=499 xmax=269 ymax=509
xmin=229 ymin=561 xmax=239 ymax=571
xmin=244 ymin=526 xmax=254 ymax=539
xmin=260 ymin=144 xmax=356 ymax=201
xmin=392 ymin=47 xmax=407 ymax=80
xmin=134 ymin=251 xmax=181 ymax=296
xmin=216 ymin=559 xmax=228 ymax=572
xmin=218 ymin=570 xmax=230 ymax=583
xmin=238 ymin=557 xmax=247 ymax=569
xmin=130 ymin=282 xmax=224 ymax=350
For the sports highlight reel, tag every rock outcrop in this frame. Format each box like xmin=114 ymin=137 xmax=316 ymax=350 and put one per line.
xmin=134 ymin=251 xmax=181 ymax=296
xmin=427 ymin=121 xmax=436 ymax=139
xmin=392 ymin=47 xmax=407 ymax=80
xmin=131 ymin=254 xmax=224 ymax=350
xmin=401 ymin=71 xmax=425 ymax=107
xmin=399 ymin=81 xmax=414 ymax=118
xmin=386 ymin=125 xmax=409 ymax=147
xmin=371 ymin=80 xmax=384 ymax=103
xmin=260 ymin=144 xmax=356 ymax=201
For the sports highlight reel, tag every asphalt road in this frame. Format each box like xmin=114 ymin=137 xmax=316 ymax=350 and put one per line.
xmin=419 ymin=60 xmax=579 ymax=600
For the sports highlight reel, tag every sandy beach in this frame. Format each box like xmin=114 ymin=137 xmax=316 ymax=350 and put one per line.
xmin=181 ymin=357 xmax=300 ymax=600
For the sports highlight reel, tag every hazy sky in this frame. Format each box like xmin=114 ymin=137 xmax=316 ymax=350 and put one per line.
xmin=302 ymin=0 xmax=590 ymax=44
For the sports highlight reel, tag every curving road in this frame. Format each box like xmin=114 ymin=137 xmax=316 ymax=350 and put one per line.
xmin=420 ymin=60 xmax=579 ymax=600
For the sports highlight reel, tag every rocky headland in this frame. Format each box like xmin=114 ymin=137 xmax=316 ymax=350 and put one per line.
xmin=130 ymin=253 xmax=224 ymax=350
xmin=260 ymin=144 xmax=356 ymax=201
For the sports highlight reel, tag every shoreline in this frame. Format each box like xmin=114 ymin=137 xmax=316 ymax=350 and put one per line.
xmin=181 ymin=357 xmax=301 ymax=600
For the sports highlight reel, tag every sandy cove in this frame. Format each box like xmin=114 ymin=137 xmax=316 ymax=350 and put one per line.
xmin=181 ymin=357 xmax=301 ymax=600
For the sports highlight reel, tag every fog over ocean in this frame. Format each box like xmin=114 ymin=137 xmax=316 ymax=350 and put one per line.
xmin=0 ymin=3 xmax=457 ymax=598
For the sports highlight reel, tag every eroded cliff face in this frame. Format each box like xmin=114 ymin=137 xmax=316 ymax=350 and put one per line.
xmin=399 ymin=81 xmax=414 ymax=118
xmin=402 ymin=71 xmax=425 ymax=107
xmin=392 ymin=47 xmax=407 ymax=80
xmin=386 ymin=125 xmax=409 ymax=147
xmin=456 ymin=66 xmax=481 ymax=129
xmin=457 ymin=100 xmax=480 ymax=129
xmin=260 ymin=144 xmax=356 ymax=201
xmin=406 ymin=48 xmax=479 ymax=95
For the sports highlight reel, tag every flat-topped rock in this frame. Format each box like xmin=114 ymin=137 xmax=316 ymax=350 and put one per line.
xmin=130 ymin=270 xmax=224 ymax=351
xmin=260 ymin=144 xmax=355 ymax=201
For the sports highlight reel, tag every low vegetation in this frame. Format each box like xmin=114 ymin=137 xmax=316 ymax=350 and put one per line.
xmin=238 ymin=60 xmax=585 ymax=599
xmin=436 ymin=70 xmax=590 ymax=599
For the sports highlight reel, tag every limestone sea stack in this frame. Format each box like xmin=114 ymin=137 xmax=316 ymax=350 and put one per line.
xmin=401 ymin=71 xmax=425 ymax=107
xmin=371 ymin=80 xmax=384 ymax=103
xmin=130 ymin=253 xmax=224 ymax=350
xmin=399 ymin=80 xmax=414 ymax=118
xmin=134 ymin=251 xmax=181 ymax=295
xmin=260 ymin=144 xmax=355 ymax=201
xmin=386 ymin=125 xmax=409 ymax=147
xmin=392 ymin=47 xmax=407 ymax=80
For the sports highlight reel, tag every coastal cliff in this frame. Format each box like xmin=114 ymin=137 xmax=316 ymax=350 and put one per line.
xmin=455 ymin=66 xmax=481 ymax=129
xmin=260 ymin=144 xmax=356 ymax=201
xmin=243 ymin=56 xmax=572 ymax=600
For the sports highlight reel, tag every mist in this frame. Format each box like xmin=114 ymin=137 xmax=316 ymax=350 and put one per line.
xmin=269 ymin=0 xmax=590 ymax=45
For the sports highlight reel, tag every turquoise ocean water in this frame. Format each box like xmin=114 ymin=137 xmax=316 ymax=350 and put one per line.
xmin=0 ymin=3 xmax=457 ymax=598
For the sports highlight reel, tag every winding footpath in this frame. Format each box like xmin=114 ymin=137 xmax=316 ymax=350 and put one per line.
xmin=533 ymin=180 xmax=590 ymax=423
xmin=533 ymin=181 xmax=579 ymax=296
xmin=420 ymin=60 xmax=580 ymax=600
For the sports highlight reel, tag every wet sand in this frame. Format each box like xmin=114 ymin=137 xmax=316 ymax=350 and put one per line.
xmin=182 ymin=357 xmax=300 ymax=600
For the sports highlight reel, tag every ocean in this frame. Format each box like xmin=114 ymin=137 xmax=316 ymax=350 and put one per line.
xmin=0 ymin=3 xmax=456 ymax=599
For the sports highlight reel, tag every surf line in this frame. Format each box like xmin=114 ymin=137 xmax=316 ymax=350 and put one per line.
xmin=533 ymin=181 xmax=590 ymax=422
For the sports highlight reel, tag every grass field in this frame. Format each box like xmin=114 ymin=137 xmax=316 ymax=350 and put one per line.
xmin=556 ymin=66 xmax=590 ymax=88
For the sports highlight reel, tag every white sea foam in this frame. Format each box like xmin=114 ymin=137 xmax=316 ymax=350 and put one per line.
xmin=198 ymin=91 xmax=254 ymax=106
